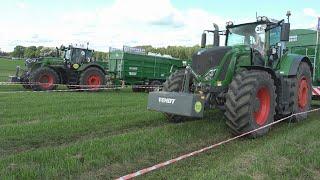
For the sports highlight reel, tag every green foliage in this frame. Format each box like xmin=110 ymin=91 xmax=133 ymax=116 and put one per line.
xmin=35 ymin=46 xmax=44 ymax=57
xmin=12 ymin=45 xmax=26 ymax=58
xmin=24 ymin=46 xmax=37 ymax=58
xmin=40 ymin=47 xmax=56 ymax=57
xmin=93 ymin=51 xmax=108 ymax=61
xmin=135 ymin=45 xmax=200 ymax=60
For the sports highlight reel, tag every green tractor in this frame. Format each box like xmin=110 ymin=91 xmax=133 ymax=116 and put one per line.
xmin=10 ymin=45 xmax=108 ymax=91
xmin=148 ymin=12 xmax=313 ymax=137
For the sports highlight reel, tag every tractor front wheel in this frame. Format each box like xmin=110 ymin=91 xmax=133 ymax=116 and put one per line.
xmin=30 ymin=67 xmax=59 ymax=91
xmin=79 ymin=67 xmax=106 ymax=91
xmin=163 ymin=69 xmax=189 ymax=123
xmin=225 ymin=70 xmax=276 ymax=138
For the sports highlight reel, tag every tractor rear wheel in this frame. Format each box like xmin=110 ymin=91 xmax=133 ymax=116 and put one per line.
xmin=225 ymin=70 xmax=276 ymax=138
xmin=291 ymin=62 xmax=312 ymax=122
xmin=30 ymin=67 xmax=59 ymax=91
xmin=79 ymin=67 xmax=106 ymax=91
xmin=163 ymin=69 xmax=188 ymax=123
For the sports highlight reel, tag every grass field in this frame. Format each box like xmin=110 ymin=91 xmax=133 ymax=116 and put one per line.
xmin=1 ymin=58 xmax=320 ymax=179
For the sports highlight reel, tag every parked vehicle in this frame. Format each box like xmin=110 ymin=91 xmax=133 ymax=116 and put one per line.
xmin=9 ymin=45 xmax=108 ymax=91
xmin=108 ymin=46 xmax=188 ymax=92
xmin=148 ymin=12 xmax=318 ymax=137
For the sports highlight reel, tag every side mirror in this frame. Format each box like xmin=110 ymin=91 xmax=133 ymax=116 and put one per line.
xmin=201 ymin=33 xmax=207 ymax=48
xmin=213 ymin=30 xmax=220 ymax=47
xmin=280 ymin=23 xmax=290 ymax=41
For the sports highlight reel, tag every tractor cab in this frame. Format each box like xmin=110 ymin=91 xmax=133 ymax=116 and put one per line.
xmin=200 ymin=14 xmax=291 ymax=72
xmin=225 ymin=16 xmax=290 ymax=68
xmin=60 ymin=45 xmax=94 ymax=67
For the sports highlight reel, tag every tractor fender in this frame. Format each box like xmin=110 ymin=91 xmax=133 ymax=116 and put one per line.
xmin=241 ymin=65 xmax=278 ymax=83
xmin=279 ymin=54 xmax=312 ymax=76
xmin=78 ymin=63 xmax=107 ymax=75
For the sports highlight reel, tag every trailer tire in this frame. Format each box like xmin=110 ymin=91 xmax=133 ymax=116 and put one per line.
xmin=79 ymin=67 xmax=106 ymax=91
xmin=163 ymin=69 xmax=188 ymax=123
xmin=291 ymin=62 xmax=312 ymax=122
xmin=225 ymin=70 xmax=276 ymax=138
xmin=30 ymin=67 xmax=59 ymax=91
xmin=66 ymin=85 xmax=80 ymax=90
xmin=147 ymin=80 xmax=162 ymax=92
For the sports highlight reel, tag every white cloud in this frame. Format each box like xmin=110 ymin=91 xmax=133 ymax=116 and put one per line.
xmin=303 ymin=8 xmax=319 ymax=18
xmin=0 ymin=0 xmax=227 ymax=52
xmin=16 ymin=2 xmax=28 ymax=10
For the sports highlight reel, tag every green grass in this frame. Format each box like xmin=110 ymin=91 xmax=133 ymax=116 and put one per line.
xmin=0 ymin=60 xmax=320 ymax=179
xmin=0 ymin=58 xmax=24 ymax=82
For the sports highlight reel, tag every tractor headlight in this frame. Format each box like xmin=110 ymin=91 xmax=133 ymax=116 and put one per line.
xmin=204 ymin=69 xmax=216 ymax=81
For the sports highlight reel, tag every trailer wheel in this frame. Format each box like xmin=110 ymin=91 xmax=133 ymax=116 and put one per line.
xmin=132 ymin=84 xmax=144 ymax=92
xmin=163 ymin=69 xmax=189 ymax=123
xmin=80 ymin=67 xmax=106 ymax=91
xmin=291 ymin=62 xmax=312 ymax=122
xmin=147 ymin=80 xmax=162 ymax=92
xmin=66 ymin=85 xmax=80 ymax=90
xmin=225 ymin=70 xmax=276 ymax=138
xmin=30 ymin=67 xmax=59 ymax=91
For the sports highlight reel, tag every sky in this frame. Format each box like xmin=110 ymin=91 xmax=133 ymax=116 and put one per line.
xmin=0 ymin=0 xmax=319 ymax=52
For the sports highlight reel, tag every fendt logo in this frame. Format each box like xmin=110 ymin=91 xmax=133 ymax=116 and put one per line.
xmin=158 ymin=97 xmax=176 ymax=104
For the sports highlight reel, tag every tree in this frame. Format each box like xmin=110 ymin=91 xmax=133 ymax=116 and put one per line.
xmin=35 ymin=46 xmax=44 ymax=57
xmin=12 ymin=45 xmax=26 ymax=58
xmin=40 ymin=47 xmax=56 ymax=57
xmin=93 ymin=51 xmax=108 ymax=61
xmin=24 ymin=46 xmax=37 ymax=58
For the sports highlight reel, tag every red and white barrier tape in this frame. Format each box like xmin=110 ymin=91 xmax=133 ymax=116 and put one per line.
xmin=117 ymin=108 xmax=320 ymax=180
xmin=312 ymin=87 xmax=320 ymax=96
xmin=0 ymin=82 xmax=163 ymax=94
xmin=0 ymin=86 xmax=125 ymax=94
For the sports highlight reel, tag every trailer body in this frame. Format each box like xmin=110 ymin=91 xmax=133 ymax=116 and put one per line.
xmin=286 ymin=29 xmax=320 ymax=95
xmin=108 ymin=46 xmax=187 ymax=87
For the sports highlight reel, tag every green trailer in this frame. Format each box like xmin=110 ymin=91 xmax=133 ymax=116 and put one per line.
xmin=108 ymin=46 xmax=188 ymax=92
xmin=287 ymin=29 xmax=320 ymax=95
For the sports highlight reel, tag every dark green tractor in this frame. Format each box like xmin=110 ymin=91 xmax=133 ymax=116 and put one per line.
xmin=148 ymin=12 xmax=313 ymax=137
xmin=10 ymin=45 xmax=107 ymax=91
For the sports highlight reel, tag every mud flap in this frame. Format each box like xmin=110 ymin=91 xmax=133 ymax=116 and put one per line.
xmin=147 ymin=91 xmax=205 ymax=118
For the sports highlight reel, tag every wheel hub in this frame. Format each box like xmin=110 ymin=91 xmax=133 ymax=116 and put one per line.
xmin=87 ymin=75 xmax=101 ymax=89
xmin=298 ymin=77 xmax=308 ymax=109
xmin=253 ymin=87 xmax=271 ymax=126
xmin=253 ymin=97 xmax=261 ymax=112
xmin=39 ymin=74 xmax=54 ymax=89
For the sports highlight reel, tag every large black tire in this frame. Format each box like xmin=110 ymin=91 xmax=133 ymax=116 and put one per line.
xmin=20 ymin=72 xmax=32 ymax=89
xmin=291 ymin=62 xmax=312 ymax=121
xmin=163 ymin=69 xmax=188 ymax=123
xmin=30 ymin=67 xmax=59 ymax=91
xmin=225 ymin=70 xmax=276 ymax=138
xmin=79 ymin=67 xmax=106 ymax=91
xmin=132 ymin=84 xmax=143 ymax=92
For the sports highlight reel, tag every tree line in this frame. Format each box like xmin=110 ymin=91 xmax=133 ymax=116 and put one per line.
xmin=136 ymin=45 xmax=200 ymax=60
xmin=5 ymin=45 xmax=202 ymax=61
xmin=8 ymin=45 xmax=108 ymax=61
